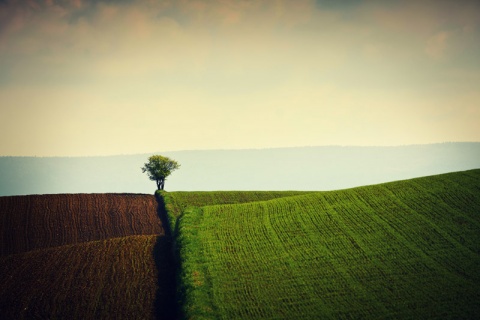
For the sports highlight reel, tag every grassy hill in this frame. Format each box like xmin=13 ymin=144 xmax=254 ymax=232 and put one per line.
xmin=0 ymin=170 xmax=479 ymax=319
xmin=169 ymin=169 xmax=480 ymax=319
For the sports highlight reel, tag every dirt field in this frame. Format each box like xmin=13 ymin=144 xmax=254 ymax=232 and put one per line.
xmin=0 ymin=194 xmax=163 ymax=255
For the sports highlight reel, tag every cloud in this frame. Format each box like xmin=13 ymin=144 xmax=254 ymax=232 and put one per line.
xmin=425 ymin=31 xmax=450 ymax=60
xmin=0 ymin=0 xmax=317 ymax=82
xmin=1 ymin=0 xmax=478 ymax=85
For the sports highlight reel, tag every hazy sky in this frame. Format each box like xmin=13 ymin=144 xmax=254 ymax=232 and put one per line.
xmin=1 ymin=0 xmax=479 ymax=156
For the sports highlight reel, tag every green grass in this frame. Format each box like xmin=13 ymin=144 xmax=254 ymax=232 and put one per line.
xmin=168 ymin=169 xmax=480 ymax=319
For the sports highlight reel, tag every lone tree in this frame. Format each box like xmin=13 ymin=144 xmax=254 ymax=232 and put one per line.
xmin=141 ymin=155 xmax=180 ymax=190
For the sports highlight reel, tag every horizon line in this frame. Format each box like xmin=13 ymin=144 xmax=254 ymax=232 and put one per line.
xmin=1 ymin=141 xmax=479 ymax=158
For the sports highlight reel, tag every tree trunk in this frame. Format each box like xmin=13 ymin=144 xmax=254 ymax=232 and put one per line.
xmin=156 ymin=178 xmax=165 ymax=190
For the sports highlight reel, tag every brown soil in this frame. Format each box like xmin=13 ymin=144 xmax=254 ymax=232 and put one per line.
xmin=0 ymin=194 xmax=163 ymax=256
xmin=0 ymin=235 xmax=176 ymax=319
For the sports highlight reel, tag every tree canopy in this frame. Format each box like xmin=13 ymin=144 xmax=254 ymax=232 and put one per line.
xmin=141 ymin=155 xmax=180 ymax=190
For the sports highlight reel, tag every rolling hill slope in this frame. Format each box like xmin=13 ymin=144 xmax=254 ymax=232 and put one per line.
xmin=171 ymin=169 xmax=480 ymax=319
xmin=1 ymin=170 xmax=479 ymax=319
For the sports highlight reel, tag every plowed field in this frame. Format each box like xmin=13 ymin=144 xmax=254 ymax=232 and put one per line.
xmin=0 ymin=194 xmax=163 ymax=255
xmin=0 ymin=236 xmax=165 ymax=319
xmin=0 ymin=193 xmax=176 ymax=319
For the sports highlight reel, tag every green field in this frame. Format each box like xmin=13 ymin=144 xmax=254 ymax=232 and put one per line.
xmin=165 ymin=169 xmax=480 ymax=319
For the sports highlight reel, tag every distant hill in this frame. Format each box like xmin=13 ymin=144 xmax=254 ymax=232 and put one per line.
xmin=1 ymin=143 xmax=480 ymax=196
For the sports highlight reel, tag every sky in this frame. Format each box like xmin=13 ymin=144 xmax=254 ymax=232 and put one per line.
xmin=0 ymin=0 xmax=479 ymax=156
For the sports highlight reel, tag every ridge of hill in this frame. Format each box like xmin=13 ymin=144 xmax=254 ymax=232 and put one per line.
xmin=168 ymin=169 xmax=480 ymax=319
